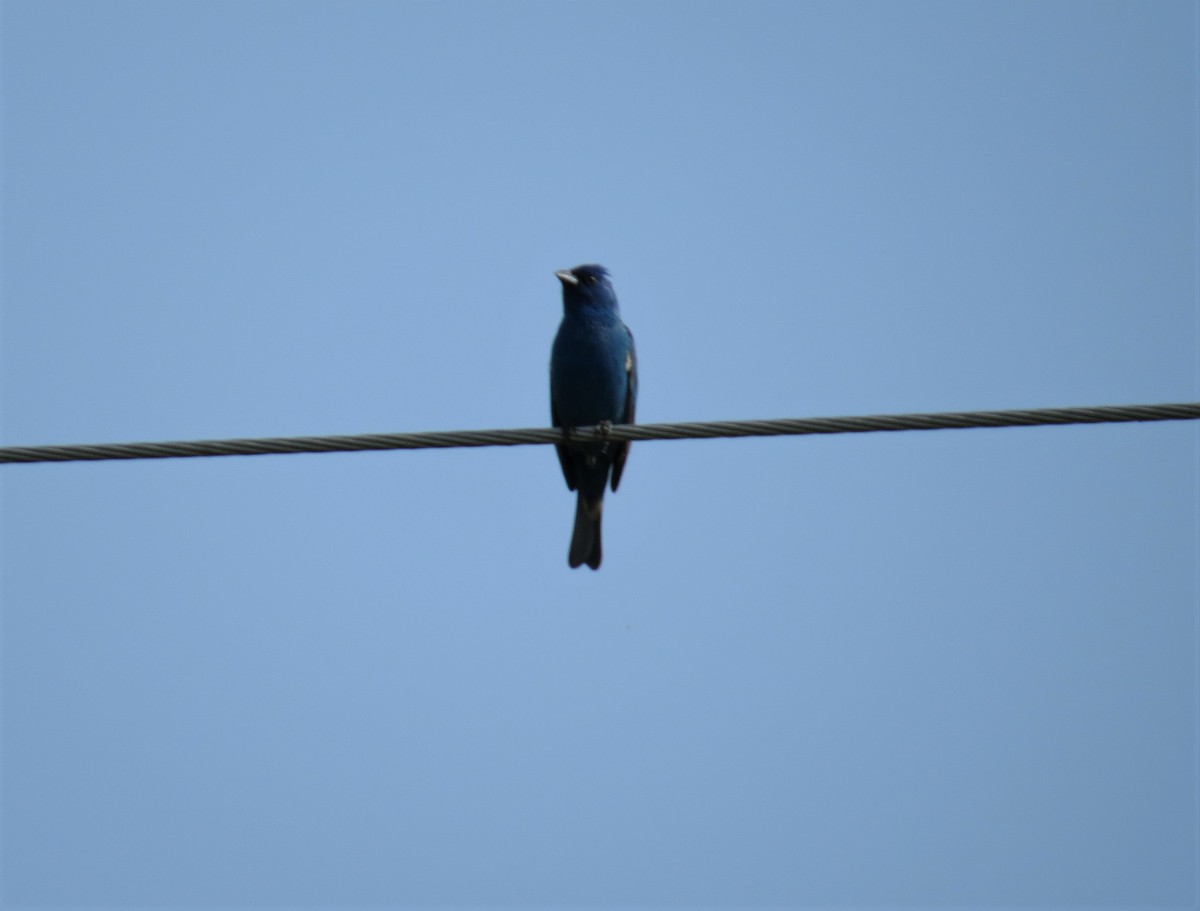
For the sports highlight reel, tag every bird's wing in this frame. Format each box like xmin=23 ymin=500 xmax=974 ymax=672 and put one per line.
xmin=610 ymin=326 xmax=637 ymax=492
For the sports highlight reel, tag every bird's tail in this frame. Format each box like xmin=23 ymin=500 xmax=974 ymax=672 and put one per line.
xmin=569 ymin=493 xmax=603 ymax=570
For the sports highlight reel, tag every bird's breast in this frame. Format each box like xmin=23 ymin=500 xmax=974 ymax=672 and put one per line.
xmin=550 ymin=316 xmax=630 ymax=427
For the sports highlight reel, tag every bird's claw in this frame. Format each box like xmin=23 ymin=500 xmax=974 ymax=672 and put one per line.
xmin=560 ymin=421 xmax=613 ymax=453
xmin=596 ymin=420 xmax=614 ymax=453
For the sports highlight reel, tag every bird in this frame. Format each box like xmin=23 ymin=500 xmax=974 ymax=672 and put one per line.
xmin=549 ymin=264 xmax=638 ymax=570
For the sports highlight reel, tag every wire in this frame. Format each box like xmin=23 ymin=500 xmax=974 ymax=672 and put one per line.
xmin=1 ymin=402 xmax=1197 ymax=465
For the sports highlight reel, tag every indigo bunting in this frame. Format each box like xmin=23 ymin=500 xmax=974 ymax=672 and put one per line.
xmin=550 ymin=264 xmax=638 ymax=569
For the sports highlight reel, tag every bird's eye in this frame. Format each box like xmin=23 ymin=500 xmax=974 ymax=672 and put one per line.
xmin=585 ymin=275 xmax=597 ymax=284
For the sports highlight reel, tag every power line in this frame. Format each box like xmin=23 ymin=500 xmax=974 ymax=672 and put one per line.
xmin=1 ymin=402 xmax=1197 ymax=465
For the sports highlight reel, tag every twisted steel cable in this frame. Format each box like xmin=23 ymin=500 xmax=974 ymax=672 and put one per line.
xmin=1 ymin=402 xmax=1197 ymax=464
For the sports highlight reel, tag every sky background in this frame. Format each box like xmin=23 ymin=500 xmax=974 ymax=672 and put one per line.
xmin=2 ymin=1 xmax=1197 ymax=907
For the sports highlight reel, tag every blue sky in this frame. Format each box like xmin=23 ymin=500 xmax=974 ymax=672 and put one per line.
xmin=2 ymin=0 xmax=1197 ymax=906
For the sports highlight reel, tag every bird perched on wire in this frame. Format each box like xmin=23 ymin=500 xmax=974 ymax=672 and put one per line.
xmin=550 ymin=264 xmax=638 ymax=570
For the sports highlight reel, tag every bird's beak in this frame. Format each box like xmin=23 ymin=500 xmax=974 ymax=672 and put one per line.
xmin=555 ymin=269 xmax=579 ymax=287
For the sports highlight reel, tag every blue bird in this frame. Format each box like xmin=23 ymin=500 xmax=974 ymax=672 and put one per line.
xmin=550 ymin=264 xmax=638 ymax=569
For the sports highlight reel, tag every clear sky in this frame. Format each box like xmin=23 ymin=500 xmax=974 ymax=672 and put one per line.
xmin=2 ymin=0 xmax=1197 ymax=907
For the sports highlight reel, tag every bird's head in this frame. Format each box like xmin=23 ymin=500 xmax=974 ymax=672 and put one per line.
xmin=556 ymin=264 xmax=618 ymax=311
